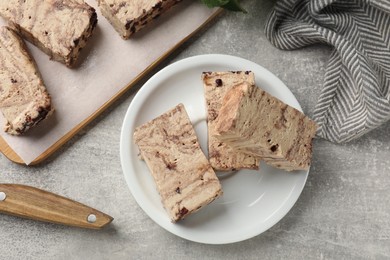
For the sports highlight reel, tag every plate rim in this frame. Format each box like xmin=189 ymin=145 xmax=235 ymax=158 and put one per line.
xmin=120 ymin=54 xmax=309 ymax=244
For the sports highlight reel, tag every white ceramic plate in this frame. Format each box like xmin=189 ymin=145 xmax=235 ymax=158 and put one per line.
xmin=120 ymin=54 xmax=309 ymax=244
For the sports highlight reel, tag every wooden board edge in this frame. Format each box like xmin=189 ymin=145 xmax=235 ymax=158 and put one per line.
xmin=0 ymin=9 xmax=223 ymax=165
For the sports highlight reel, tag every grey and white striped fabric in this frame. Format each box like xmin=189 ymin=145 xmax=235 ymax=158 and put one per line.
xmin=265 ymin=0 xmax=390 ymax=143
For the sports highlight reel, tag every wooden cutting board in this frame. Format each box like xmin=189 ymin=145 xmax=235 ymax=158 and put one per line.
xmin=0 ymin=9 xmax=221 ymax=165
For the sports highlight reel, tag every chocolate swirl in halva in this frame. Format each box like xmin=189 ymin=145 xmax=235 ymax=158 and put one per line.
xmin=134 ymin=104 xmax=222 ymax=222
xmin=202 ymin=71 xmax=259 ymax=171
xmin=0 ymin=27 xmax=53 ymax=135
xmin=214 ymin=82 xmax=317 ymax=171
xmin=97 ymin=0 xmax=182 ymax=39
xmin=0 ymin=0 xmax=97 ymax=67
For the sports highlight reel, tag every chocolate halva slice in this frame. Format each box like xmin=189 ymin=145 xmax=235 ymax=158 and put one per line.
xmin=97 ymin=0 xmax=182 ymax=39
xmin=134 ymin=104 xmax=222 ymax=222
xmin=202 ymin=71 xmax=259 ymax=171
xmin=0 ymin=0 xmax=97 ymax=67
xmin=214 ymin=83 xmax=317 ymax=171
xmin=0 ymin=27 xmax=53 ymax=135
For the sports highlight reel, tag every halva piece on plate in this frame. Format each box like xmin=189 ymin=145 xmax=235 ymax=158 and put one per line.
xmin=214 ymin=82 xmax=317 ymax=171
xmin=134 ymin=103 xmax=222 ymax=222
xmin=202 ymin=71 xmax=259 ymax=171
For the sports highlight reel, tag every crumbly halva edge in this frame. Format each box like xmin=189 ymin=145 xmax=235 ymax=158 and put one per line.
xmin=0 ymin=0 xmax=97 ymax=67
xmin=133 ymin=103 xmax=222 ymax=222
xmin=202 ymin=71 xmax=259 ymax=171
xmin=214 ymin=82 xmax=317 ymax=171
xmin=98 ymin=0 xmax=182 ymax=39
xmin=0 ymin=26 xmax=53 ymax=135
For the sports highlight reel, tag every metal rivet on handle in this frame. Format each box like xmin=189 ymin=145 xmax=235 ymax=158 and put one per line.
xmin=0 ymin=192 xmax=6 ymax=201
xmin=87 ymin=214 xmax=97 ymax=223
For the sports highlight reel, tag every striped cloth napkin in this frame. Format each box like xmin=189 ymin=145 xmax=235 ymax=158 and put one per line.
xmin=265 ymin=0 xmax=390 ymax=143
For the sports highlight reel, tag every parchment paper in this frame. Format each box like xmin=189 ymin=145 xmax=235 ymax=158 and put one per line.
xmin=0 ymin=1 xmax=217 ymax=165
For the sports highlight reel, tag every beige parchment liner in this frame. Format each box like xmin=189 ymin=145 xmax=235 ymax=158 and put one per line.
xmin=0 ymin=1 xmax=217 ymax=164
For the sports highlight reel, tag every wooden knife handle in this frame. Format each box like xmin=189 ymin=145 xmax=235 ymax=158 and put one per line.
xmin=0 ymin=184 xmax=113 ymax=229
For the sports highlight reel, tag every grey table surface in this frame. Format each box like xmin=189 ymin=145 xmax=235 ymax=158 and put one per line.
xmin=1 ymin=1 xmax=390 ymax=259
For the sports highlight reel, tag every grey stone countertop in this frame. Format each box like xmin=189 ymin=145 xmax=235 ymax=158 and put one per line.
xmin=1 ymin=1 xmax=389 ymax=259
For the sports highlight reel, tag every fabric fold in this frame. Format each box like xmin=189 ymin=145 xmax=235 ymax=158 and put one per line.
xmin=266 ymin=0 xmax=390 ymax=143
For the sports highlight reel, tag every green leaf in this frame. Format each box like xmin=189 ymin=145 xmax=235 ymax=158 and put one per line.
xmin=201 ymin=0 xmax=247 ymax=13
xmin=222 ymin=0 xmax=247 ymax=13
xmin=201 ymin=0 xmax=229 ymax=8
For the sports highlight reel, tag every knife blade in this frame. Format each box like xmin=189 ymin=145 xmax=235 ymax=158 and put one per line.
xmin=0 ymin=184 xmax=113 ymax=229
